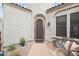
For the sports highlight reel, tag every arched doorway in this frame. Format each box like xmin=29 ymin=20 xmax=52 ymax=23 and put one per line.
xmin=34 ymin=14 xmax=45 ymax=43
xmin=36 ymin=19 xmax=43 ymax=39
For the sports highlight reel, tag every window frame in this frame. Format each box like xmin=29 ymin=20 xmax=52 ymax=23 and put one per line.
xmin=56 ymin=14 xmax=67 ymax=37
xmin=70 ymin=12 xmax=79 ymax=39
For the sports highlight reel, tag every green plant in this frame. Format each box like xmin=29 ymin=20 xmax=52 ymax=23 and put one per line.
xmin=20 ymin=37 xmax=26 ymax=46
xmin=11 ymin=51 xmax=20 ymax=56
xmin=8 ymin=44 xmax=16 ymax=51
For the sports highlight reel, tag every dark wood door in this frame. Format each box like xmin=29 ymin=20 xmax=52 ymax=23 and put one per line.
xmin=36 ymin=19 xmax=44 ymax=39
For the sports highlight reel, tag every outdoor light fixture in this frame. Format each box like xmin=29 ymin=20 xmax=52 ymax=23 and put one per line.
xmin=47 ymin=22 xmax=50 ymax=27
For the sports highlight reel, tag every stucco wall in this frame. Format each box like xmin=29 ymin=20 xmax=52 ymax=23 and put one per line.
xmin=3 ymin=4 xmax=32 ymax=46
xmin=29 ymin=3 xmax=53 ymax=40
xmin=47 ymin=4 xmax=79 ymax=41
xmin=0 ymin=19 xmax=2 ymax=32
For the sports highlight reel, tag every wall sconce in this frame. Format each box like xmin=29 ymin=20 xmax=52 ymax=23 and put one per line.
xmin=47 ymin=22 xmax=50 ymax=27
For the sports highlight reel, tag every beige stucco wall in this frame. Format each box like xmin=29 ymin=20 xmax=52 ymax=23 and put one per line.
xmin=0 ymin=18 xmax=2 ymax=32
xmin=29 ymin=3 xmax=53 ymax=40
xmin=47 ymin=3 xmax=79 ymax=41
xmin=3 ymin=4 xmax=32 ymax=46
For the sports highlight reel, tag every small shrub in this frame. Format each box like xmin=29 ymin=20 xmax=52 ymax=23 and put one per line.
xmin=20 ymin=37 xmax=26 ymax=46
xmin=11 ymin=51 xmax=20 ymax=56
xmin=8 ymin=44 xmax=16 ymax=51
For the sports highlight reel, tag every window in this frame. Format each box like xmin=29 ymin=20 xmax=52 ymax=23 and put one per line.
xmin=56 ymin=15 xmax=67 ymax=37
xmin=70 ymin=12 xmax=79 ymax=39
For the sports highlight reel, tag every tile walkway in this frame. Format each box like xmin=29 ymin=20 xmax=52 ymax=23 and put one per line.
xmin=28 ymin=43 xmax=51 ymax=56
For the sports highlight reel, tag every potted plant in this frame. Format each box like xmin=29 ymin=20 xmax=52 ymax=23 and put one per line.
xmin=20 ymin=37 xmax=26 ymax=46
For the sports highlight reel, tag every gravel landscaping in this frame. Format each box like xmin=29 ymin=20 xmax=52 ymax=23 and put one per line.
xmin=46 ymin=41 xmax=67 ymax=56
xmin=4 ymin=41 xmax=33 ymax=56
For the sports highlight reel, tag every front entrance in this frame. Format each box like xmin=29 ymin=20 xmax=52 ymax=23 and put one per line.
xmin=35 ymin=19 xmax=44 ymax=43
xmin=36 ymin=19 xmax=43 ymax=39
xmin=34 ymin=14 xmax=45 ymax=43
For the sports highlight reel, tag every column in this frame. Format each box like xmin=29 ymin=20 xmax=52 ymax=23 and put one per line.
xmin=67 ymin=13 xmax=70 ymax=38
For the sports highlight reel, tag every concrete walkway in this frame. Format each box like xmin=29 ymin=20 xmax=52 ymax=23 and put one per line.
xmin=28 ymin=43 xmax=51 ymax=56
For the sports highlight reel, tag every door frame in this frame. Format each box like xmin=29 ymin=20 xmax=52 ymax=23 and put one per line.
xmin=36 ymin=19 xmax=44 ymax=39
xmin=34 ymin=14 xmax=45 ymax=41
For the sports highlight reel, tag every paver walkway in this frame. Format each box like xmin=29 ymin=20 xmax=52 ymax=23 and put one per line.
xmin=28 ymin=43 xmax=51 ymax=56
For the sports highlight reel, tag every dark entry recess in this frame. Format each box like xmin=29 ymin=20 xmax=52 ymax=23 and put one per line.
xmin=35 ymin=19 xmax=44 ymax=43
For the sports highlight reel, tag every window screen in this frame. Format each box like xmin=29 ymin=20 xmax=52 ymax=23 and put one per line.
xmin=70 ymin=12 xmax=79 ymax=39
xmin=56 ymin=15 xmax=67 ymax=37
